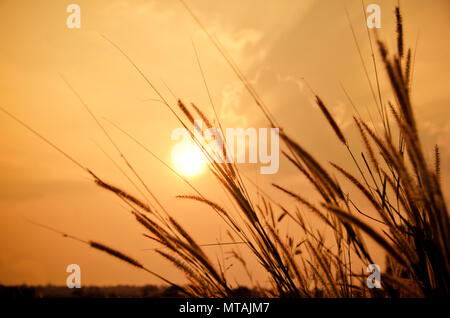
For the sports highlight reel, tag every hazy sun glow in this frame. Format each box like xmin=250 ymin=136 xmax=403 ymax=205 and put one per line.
xmin=171 ymin=141 xmax=207 ymax=177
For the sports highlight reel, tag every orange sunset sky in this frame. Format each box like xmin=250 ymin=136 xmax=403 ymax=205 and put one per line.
xmin=0 ymin=0 xmax=449 ymax=286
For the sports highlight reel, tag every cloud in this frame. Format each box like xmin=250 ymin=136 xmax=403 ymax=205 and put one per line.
xmin=220 ymin=81 xmax=248 ymax=127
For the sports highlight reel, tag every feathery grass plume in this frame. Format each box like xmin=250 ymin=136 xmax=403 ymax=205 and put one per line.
xmin=354 ymin=117 xmax=379 ymax=173
xmin=89 ymin=241 xmax=143 ymax=269
xmin=191 ymin=103 xmax=212 ymax=128
xmin=377 ymin=41 xmax=418 ymax=139
xmin=434 ymin=145 xmax=440 ymax=181
xmin=90 ymin=240 xmax=186 ymax=292
xmin=134 ymin=210 xmax=230 ymax=296
xmin=404 ymin=49 xmax=412 ymax=85
xmin=155 ymin=248 xmax=207 ymax=296
xmin=132 ymin=210 xmax=172 ymax=246
xmin=95 ymin=178 xmax=152 ymax=213
xmin=168 ymin=216 xmax=203 ymax=254
xmin=315 ymin=96 xmax=347 ymax=145
xmin=178 ymin=99 xmax=195 ymax=124
xmin=395 ymin=7 xmax=404 ymax=58
xmin=282 ymin=150 xmax=331 ymax=201
xmin=280 ymin=132 xmax=345 ymax=202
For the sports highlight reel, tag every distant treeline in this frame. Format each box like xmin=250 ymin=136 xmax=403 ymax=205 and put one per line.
xmin=0 ymin=285 xmax=259 ymax=298
xmin=0 ymin=285 xmax=175 ymax=298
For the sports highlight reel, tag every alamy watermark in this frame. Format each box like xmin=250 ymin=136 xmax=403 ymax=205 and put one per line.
xmin=366 ymin=264 xmax=381 ymax=288
xmin=171 ymin=119 xmax=280 ymax=174
xmin=65 ymin=3 xmax=380 ymax=30
xmin=66 ymin=4 xmax=81 ymax=29
xmin=367 ymin=4 xmax=381 ymax=29
xmin=66 ymin=264 xmax=81 ymax=288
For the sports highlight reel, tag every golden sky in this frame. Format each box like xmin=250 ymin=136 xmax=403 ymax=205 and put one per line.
xmin=0 ymin=0 xmax=449 ymax=286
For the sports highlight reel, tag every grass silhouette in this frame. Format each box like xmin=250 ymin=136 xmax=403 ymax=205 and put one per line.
xmin=1 ymin=6 xmax=448 ymax=298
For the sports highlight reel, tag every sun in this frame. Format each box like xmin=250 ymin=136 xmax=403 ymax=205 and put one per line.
xmin=171 ymin=140 xmax=207 ymax=177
